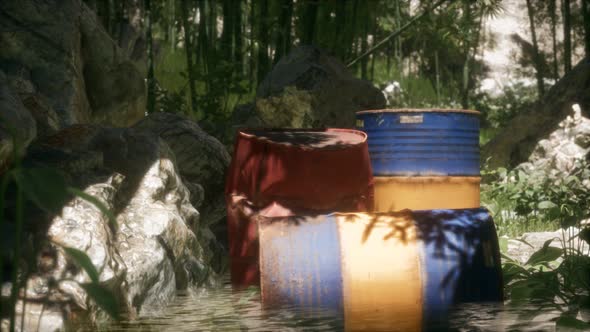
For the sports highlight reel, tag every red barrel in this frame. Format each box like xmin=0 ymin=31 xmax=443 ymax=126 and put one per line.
xmin=226 ymin=128 xmax=374 ymax=287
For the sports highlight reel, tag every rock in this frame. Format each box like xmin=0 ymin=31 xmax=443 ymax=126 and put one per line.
xmin=0 ymin=70 xmax=36 ymax=171
xmin=79 ymin=6 xmax=146 ymax=127
xmin=483 ymin=57 xmax=590 ymax=168
xmin=505 ymin=227 xmax=589 ymax=265
xmin=231 ymin=45 xmax=386 ymax=130
xmin=0 ymin=0 xmax=146 ymax=131
xmin=3 ymin=125 xmax=220 ymax=329
xmin=133 ymin=113 xmax=231 ymax=225
xmin=517 ymin=104 xmax=590 ymax=175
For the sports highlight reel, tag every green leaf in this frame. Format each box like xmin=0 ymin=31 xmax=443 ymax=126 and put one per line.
xmin=63 ymin=247 xmax=99 ymax=283
xmin=555 ymin=315 xmax=590 ymax=331
xmin=12 ymin=167 xmax=69 ymax=213
xmin=513 ymin=238 xmax=534 ymax=249
xmin=67 ymin=187 xmax=116 ymax=230
xmin=499 ymin=237 xmax=508 ymax=253
xmin=526 ymin=246 xmax=563 ymax=266
xmin=538 ymin=201 xmax=558 ymax=210
xmin=80 ymin=283 xmax=120 ymax=320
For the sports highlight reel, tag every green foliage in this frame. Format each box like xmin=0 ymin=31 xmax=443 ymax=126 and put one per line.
xmin=12 ymin=167 xmax=69 ymax=214
xmin=502 ymin=236 xmax=590 ymax=326
xmin=80 ymin=283 xmax=120 ymax=320
xmin=474 ymin=82 xmax=539 ymax=130
xmin=63 ymin=247 xmax=100 ymax=283
xmin=481 ymin=160 xmax=590 ymax=237
xmin=487 ymin=159 xmax=590 ymax=327
xmin=63 ymin=247 xmax=120 ymax=319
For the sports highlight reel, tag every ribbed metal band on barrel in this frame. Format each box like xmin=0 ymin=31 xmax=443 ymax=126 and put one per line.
xmin=356 ymin=108 xmax=481 ymax=115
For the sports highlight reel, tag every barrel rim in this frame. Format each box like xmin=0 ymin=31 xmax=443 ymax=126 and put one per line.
xmin=373 ymin=176 xmax=481 ymax=183
xmin=256 ymin=207 xmax=490 ymax=225
xmin=237 ymin=128 xmax=367 ymax=150
xmin=356 ymin=108 xmax=481 ymax=115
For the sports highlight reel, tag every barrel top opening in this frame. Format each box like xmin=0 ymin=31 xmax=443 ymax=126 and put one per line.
xmin=356 ymin=108 xmax=481 ymax=115
xmin=239 ymin=128 xmax=367 ymax=149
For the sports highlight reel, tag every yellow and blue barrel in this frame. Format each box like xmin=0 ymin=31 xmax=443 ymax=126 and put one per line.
xmin=372 ymin=176 xmax=481 ymax=211
xmin=258 ymin=209 xmax=503 ymax=331
xmin=356 ymin=109 xmax=482 ymax=211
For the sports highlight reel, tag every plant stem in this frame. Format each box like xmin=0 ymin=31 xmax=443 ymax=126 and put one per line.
xmin=0 ymin=174 xmax=9 ymax=317
xmin=9 ymin=180 xmax=23 ymax=332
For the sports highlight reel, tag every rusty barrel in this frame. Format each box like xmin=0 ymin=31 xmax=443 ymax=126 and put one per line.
xmin=355 ymin=109 xmax=481 ymax=176
xmin=225 ymin=128 xmax=374 ymax=287
xmin=258 ymin=209 xmax=503 ymax=331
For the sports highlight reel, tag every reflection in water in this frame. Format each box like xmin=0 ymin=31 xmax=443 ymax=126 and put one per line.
xmin=101 ymin=278 xmax=560 ymax=332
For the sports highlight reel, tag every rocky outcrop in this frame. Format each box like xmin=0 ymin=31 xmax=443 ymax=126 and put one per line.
xmin=230 ymin=46 xmax=386 ymax=135
xmin=0 ymin=70 xmax=37 ymax=171
xmin=483 ymin=58 xmax=590 ymax=168
xmin=2 ymin=123 xmax=221 ymax=330
xmin=517 ymin=104 xmax=590 ymax=176
xmin=133 ymin=113 xmax=231 ymax=226
xmin=0 ymin=0 xmax=146 ymax=131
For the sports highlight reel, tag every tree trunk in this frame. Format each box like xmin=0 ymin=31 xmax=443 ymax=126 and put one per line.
xmin=583 ymin=0 xmax=590 ymax=58
xmin=435 ymin=50 xmax=440 ymax=106
xmin=197 ymin=0 xmax=209 ymax=71
xmin=180 ymin=0 xmax=197 ymax=111
xmin=302 ymin=0 xmax=318 ymax=45
xmin=274 ymin=0 xmax=293 ymax=64
xmin=396 ymin=0 xmax=402 ymax=79
xmin=100 ymin=0 xmax=111 ymax=34
xmin=549 ymin=0 xmax=559 ymax=80
xmin=169 ymin=0 xmax=177 ymax=49
xmin=526 ymin=0 xmax=545 ymax=97
xmin=347 ymin=0 xmax=359 ymax=63
xmin=370 ymin=8 xmax=378 ymax=81
xmin=257 ymin=0 xmax=269 ymax=85
xmin=483 ymin=58 xmax=590 ymax=169
xmin=460 ymin=1 xmax=471 ymax=109
xmin=334 ymin=0 xmax=346 ymax=60
xmin=563 ymin=0 xmax=572 ymax=73
xmin=146 ymin=0 xmax=155 ymax=113
xmin=360 ymin=2 xmax=369 ymax=80
xmin=248 ymin=0 xmax=255 ymax=91
xmin=208 ymin=0 xmax=217 ymax=53
xmin=221 ymin=0 xmax=234 ymax=62
xmin=234 ymin=0 xmax=243 ymax=75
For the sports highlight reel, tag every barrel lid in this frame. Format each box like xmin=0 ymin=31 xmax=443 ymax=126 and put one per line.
xmin=356 ymin=108 xmax=481 ymax=115
xmin=239 ymin=128 xmax=367 ymax=149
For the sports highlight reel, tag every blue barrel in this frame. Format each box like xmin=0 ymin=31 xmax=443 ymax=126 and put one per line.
xmin=258 ymin=209 xmax=503 ymax=331
xmin=356 ymin=109 xmax=481 ymax=176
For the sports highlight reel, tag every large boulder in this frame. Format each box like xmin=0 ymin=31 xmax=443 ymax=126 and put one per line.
xmin=2 ymin=124 xmax=220 ymax=330
xmin=133 ymin=113 xmax=231 ymax=226
xmin=0 ymin=0 xmax=146 ymax=131
xmin=483 ymin=58 xmax=590 ymax=168
xmin=0 ymin=70 xmax=36 ymax=171
xmin=230 ymin=46 xmax=386 ymax=132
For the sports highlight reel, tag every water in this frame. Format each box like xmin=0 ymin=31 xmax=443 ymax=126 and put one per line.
xmin=103 ymin=278 xmax=563 ymax=332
